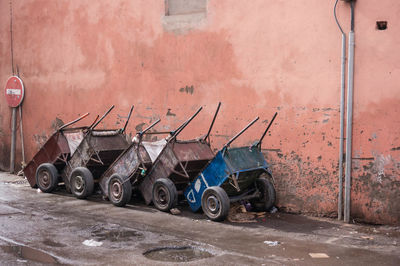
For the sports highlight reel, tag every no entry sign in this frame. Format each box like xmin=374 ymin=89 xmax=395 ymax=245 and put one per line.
xmin=4 ymin=76 xmax=24 ymax=107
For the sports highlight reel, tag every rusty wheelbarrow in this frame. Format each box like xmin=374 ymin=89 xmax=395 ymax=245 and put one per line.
xmin=60 ymin=105 xmax=133 ymax=199
xmin=24 ymin=112 xmax=94 ymax=191
xmin=97 ymin=119 xmax=162 ymax=207
xmin=96 ymin=107 xmax=212 ymax=207
xmin=184 ymin=112 xmax=278 ymax=221
xmin=139 ymin=103 xmax=221 ymax=212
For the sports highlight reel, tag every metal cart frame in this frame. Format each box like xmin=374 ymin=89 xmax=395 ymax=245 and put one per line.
xmin=60 ymin=105 xmax=133 ymax=198
xmin=184 ymin=113 xmax=278 ymax=221
xmin=24 ymin=112 xmax=93 ymax=190
xmin=139 ymin=103 xmax=221 ymax=212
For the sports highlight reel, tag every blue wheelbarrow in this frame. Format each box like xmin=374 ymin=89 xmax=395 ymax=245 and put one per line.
xmin=184 ymin=112 xmax=278 ymax=221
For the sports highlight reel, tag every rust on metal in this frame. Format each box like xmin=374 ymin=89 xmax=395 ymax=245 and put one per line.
xmin=139 ymin=104 xmax=221 ymax=205
xmin=23 ymin=113 xmax=92 ymax=188
xmin=60 ymin=131 xmax=131 ymax=189
xmin=98 ymin=119 xmax=161 ymax=198
xmin=60 ymin=106 xmax=134 ymax=189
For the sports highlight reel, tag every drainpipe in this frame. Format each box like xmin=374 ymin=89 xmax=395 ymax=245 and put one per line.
xmin=333 ymin=0 xmax=346 ymax=221
xmin=344 ymin=0 xmax=356 ymax=223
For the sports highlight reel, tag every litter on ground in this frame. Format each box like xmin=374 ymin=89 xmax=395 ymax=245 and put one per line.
xmin=309 ymin=253 xmax=329 ymax=258
xmin=82 ymin=239 xmax=103 ymax=247
xmin=263 ymin=241 xmax=280 ymax=246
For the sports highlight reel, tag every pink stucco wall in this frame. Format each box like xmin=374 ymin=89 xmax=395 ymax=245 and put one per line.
xmin=0 ymin=0 xmax=399 ymax=224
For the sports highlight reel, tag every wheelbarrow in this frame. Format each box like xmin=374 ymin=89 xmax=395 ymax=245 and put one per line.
xmin=60 ymin=105 xmax=133 ymax=199
xmin=97 ymin=118 xmax=161 ymax=207
xmin=24 ymin=112 xmax=95 ymax=191
xmin=97 ymin=108 xmax=210 ymax=208
xmin=184 ymin=112 xmax=278 ymax=221
xmin=139 ymin=103 xmax=221 ymax=212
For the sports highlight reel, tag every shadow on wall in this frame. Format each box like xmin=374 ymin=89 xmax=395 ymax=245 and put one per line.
xmin=0 ymin=113 xmax=10 ymax=171
xmin=0 ymin=143 xmax=10 ymax=171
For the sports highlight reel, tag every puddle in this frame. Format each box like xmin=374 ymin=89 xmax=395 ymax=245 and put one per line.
xmin=1 ymin=245 xmax=58 ymax=264
xmin=91 ymin=227 xmax=144 ymax=242
xmin=143 ymin=246 xmax=213 ymax=262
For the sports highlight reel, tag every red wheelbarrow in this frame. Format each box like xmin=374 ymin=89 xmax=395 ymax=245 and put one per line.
xmin=24 ymin=112 xmax=94 ymax=190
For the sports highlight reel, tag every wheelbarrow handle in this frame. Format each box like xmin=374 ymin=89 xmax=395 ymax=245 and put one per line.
xmin=58 ymin=112 xmax=90 ymax=131
xmin=223 ymin=116 xmax=259 ymax=149
xmin=90 ymin=105 xmax=115 ymax=130
xmin=139 ymin=119 xmax=161 ymax=136
xmin=142 ymin=131 xmax=173 ymax=135
xmin=171 ymin=106 xmax=203 ymax=140
xmin=170 ymin=107 xmax=202 ymax=136
xmin=203 ymin=102 xmax=221 ymax=142
xmin=88 ymin=115 xmax=100 ymax=129
xmin=170 ymin=121 xmax=185 ymax=136
xmin=257 ymin=112 xmax=278 ymax=148
xmin=122 ymin=105 xmax=134 ymax=133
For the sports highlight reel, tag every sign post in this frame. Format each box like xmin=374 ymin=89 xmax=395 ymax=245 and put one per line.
xmin=4 ymin=76 xmax=24 ymax=173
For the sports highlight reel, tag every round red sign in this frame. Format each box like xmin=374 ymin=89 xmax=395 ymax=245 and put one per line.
xmin=4 ymin=76 xmax=24 ymax=107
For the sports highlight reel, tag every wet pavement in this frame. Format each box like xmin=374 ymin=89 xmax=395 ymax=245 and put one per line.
xmin=0 ymin=171 xmax=399 ymax=265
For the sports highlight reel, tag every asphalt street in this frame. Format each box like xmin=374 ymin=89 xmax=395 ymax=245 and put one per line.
xmin=0 ymin=172 xmax=399 ymax=265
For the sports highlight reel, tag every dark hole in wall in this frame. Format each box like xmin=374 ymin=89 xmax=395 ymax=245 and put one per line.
xmin=376 ymin=21 xmax=387 ymax=30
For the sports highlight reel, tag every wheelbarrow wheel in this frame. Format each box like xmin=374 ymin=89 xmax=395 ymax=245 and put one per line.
xmin=152 ymin=178 xmax=177 ymax=212
xmin=70 ymin=167 xmax=94 ymax=199
xmin=251 ymin=177 xmax=276 ymax=211
xmin=108 ymin=174 xmax=132 ymax=207
xmin=35 ymin=163 xmax=58 ymax=193
xmin=201 ymin=186 xmax=230 ymax=222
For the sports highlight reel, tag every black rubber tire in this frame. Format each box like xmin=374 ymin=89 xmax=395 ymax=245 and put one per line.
xmin=152 ymin=178 xmax=177 ymax=212
xmin=108 ymin=174 xmax=132 ymax=207
xmin=69 ymin=167 xmax=94 ymax=199
xmin=251 ymin=177 xmax=276 ymax=211
xmin=201 ymin=186 xmax=230 ymax=222
xmin=35 ymin=163 xmax=58 ymax=193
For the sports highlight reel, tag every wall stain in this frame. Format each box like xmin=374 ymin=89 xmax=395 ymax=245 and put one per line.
xmin=264 ymin=150 xmax=337 ymax=217
xmin=166 ymin=109 xmax=176 ymax=117
xmin=352 ymin=157 xmax=400 ymax=224
xmin=352 ymin=157 xmax=375 ymax=161
xmin=0 ymin=114 xmax=3 ymax=137
xmin=51 ymin=118 xmax=64 ymax=131
xmin=33 ymin=133 xmax=49 ymax=149
xmin=262 ymin=148 xmax=281 ymax=152
xmin=135 ymin=123 xmax=146 ymax=132
xmin=179 ymin=85 xmax=194 ymax=94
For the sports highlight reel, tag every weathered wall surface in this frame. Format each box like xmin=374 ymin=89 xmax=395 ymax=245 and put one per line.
xmin=0 ymin=0 xmax=399 ymax=224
